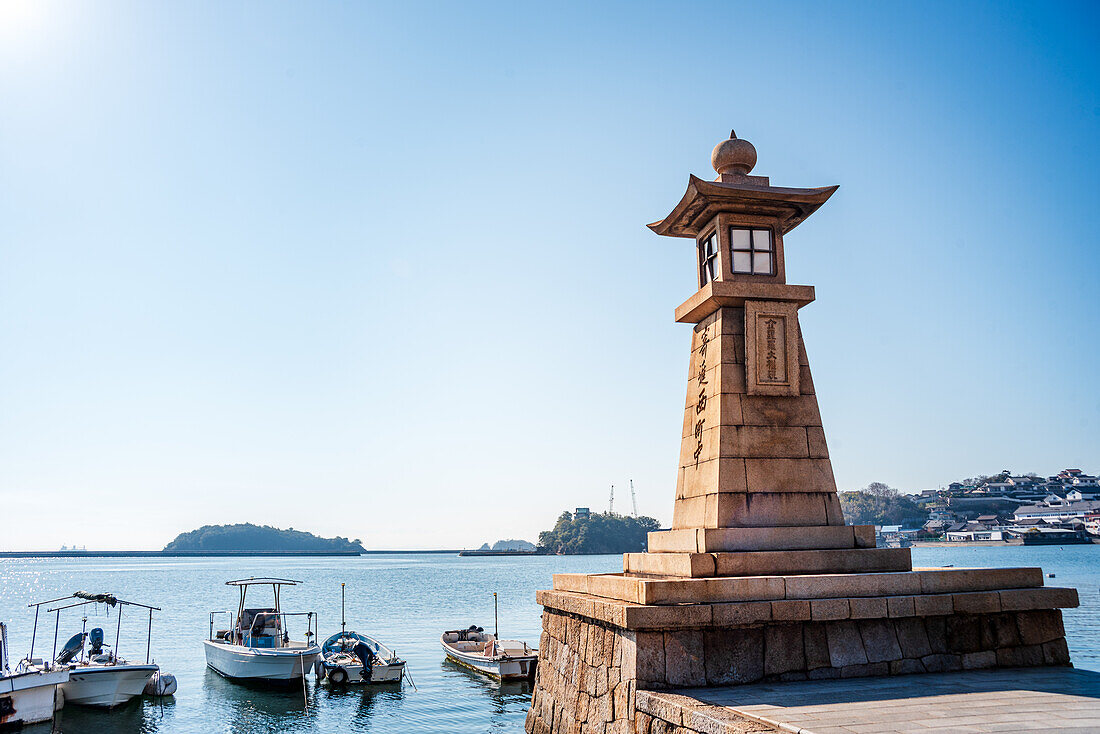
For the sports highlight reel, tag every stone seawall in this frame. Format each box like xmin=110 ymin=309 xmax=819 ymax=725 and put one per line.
xmin=526 ymin=609 xmax=637 ymax=734
xmin=525 ymin=605 xmax=1071 ymax=733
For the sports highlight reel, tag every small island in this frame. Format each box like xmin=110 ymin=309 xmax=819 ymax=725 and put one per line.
xmin=164 ymin=523 xmax=365 ymax=554
xmin=537 ymin=509 xmax=661 ymax=554
xmin=459 ymin=539 xmax=539 ymax=556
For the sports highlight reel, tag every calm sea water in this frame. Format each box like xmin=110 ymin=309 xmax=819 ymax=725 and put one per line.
xmin=0 ymin=546 xmax=1096 ymax=733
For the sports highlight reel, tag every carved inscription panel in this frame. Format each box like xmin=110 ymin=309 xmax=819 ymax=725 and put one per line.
xmin=744 ymin=300 xmax=800 ymax=397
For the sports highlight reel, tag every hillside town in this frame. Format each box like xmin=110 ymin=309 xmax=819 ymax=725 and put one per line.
xmin=879 ymin=468 xmax=1100 ymax=545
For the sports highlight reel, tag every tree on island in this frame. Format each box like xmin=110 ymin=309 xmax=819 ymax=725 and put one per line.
xmin=839 ymin=483 xmax=926 ymax=527
xmin=164 ymin=523 xmax=365 ymax=553
xmin=537 ymin=511 xmax=661 ymax=555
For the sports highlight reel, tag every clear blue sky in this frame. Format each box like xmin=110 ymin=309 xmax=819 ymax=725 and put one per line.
xmin=1 ymin=1 xmax=1097 ymax=550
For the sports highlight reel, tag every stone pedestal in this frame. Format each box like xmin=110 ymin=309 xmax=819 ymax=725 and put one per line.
xmin=525 ymin=132 xmax=1078 ymax=734
xmin=525 ymin=569 xmax=1079 ymax=734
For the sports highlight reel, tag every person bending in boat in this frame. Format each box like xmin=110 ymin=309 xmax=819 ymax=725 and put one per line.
xmin=353 ymin=639 xmax=376 ymax=682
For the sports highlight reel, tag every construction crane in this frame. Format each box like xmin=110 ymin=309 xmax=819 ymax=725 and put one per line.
xmin=608 ymin=484 xmax=614 ymax=514
xmin=630 ymin=479 xmax=638 ymax=517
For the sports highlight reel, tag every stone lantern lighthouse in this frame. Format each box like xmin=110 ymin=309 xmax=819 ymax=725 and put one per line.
xmin=526 ymin=131 xmax=1078 ymax=734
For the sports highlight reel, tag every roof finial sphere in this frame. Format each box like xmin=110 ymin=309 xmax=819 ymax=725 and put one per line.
xmin=711 ymin=130 xmax=757 ymax=176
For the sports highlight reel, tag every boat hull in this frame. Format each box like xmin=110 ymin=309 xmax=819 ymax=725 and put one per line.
xmin=319 ymin=659 xmax=404 ymax=684
xmin=441 ymin=642 xmax=536 ymax=681
xmin=61 ymin=665 xmax=158 ymax=708
xmin=203 ymin=640 xmax=320 ymax=682
xmin=0 ymin=669 xmax=68 ymax=726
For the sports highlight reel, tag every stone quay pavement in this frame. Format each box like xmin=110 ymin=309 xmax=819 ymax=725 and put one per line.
xmin=636 ymin=667 xmax=1100 ymax=733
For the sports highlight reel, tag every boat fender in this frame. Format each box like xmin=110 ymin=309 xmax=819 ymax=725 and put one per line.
xmin=328 ymin=667 xmax=348 ymax=684
xmin=143 ymin=672 xmax=178 ymax=697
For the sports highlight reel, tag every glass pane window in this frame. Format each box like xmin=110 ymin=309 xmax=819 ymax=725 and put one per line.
xmin=730 ymin=227 xmax=774 ymax=275
xmin=699 ymin=231 xmax=719 ymax=284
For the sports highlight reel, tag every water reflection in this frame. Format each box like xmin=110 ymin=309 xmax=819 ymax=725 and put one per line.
xmin=53 ymin=696 xmax=166 ymax=733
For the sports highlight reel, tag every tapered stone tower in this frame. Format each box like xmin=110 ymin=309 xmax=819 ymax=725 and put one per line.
xmin=526 ymin=131 xmax=1078 ymax=734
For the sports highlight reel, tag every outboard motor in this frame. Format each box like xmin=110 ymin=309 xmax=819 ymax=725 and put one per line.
xmin=88 ymin=628 xmax=105 ymax=656
xmin=353 ymin=640 xmax=376 ymax=681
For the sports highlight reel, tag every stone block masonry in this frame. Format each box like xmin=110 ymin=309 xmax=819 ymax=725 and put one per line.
xmin=524 ymin=605 xmax=1074 ymax=733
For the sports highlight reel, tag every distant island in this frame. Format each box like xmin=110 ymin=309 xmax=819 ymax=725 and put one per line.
xmin=538 ymin=509 xmax=660 ymax=554
xmin=164 ymin=523 xmax=365 ymax=553
xmin=477 ymin=539 xmax=536 ymax=552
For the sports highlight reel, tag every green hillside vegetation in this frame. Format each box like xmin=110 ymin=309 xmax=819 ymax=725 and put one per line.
xmin=164 ymin=523 xmax=364 ymax=553
xmin=839 ymin=483 xmax=926 ymax=527
xmin=537 ymin=511 xmax=661 ymax=554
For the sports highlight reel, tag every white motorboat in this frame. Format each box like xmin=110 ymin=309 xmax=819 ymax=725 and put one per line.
xmin=1 ymin=622 xmax=69 ymax=727
xmin=316 ymin=583 xmax=407 ymax=685
xmin=204 ymin=577 xmax=321 ymax=683
xmin=21 ymin=592 xmax=165 ymax=709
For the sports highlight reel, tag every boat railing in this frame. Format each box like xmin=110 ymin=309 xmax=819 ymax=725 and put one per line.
xmin=28 ymin=593 xmax=161 ymax=666
xmin=211 ymin=611 xmax=317 ymax=649
xmin=247 ymin=611 xmax=317 ymax=650
xmin=208 ymin=610 xmax=236 ymax=642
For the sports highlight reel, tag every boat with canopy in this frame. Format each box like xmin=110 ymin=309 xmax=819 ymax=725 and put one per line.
xmin=19 ymin=592 xmax=164 ymax=708
xmin=203 ymin=577 xmax=320 ymax=683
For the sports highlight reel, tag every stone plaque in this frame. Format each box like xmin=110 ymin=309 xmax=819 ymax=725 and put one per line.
xmin=744 ymin=300 xmax=800 ymax=397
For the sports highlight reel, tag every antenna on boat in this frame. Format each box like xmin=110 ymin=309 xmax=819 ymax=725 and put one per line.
xmin=341 ymin=582 xmax=346 ymax=636
xmin=630 ymin=479 xmax=638 ymax=517
xmin=493 ymin=592 xmax=499 ymax=641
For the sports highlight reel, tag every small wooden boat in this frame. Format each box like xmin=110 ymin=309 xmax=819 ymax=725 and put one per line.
xmin=441 ymin=626 xmax=537 ymax=681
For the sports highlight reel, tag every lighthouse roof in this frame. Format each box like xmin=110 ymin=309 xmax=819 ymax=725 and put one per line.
xmin=648 ymin=173 xmax=838 ymax=239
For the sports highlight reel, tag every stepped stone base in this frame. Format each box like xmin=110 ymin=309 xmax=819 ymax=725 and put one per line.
xmin=525 ymin=569 xmax=1079 ymax=734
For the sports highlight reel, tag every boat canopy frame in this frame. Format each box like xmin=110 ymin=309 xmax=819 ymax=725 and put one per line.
xmin=207 ymin=577 xmax=317 ymax=650
xmin=25 ymin=592 xmax=161 ymax=667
